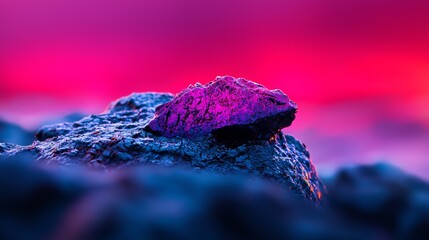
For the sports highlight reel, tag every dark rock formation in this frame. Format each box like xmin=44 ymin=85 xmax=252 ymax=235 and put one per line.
xmin=145 ymin=76 xmax=297 ymax=141
xmin=324 ymin=163 xmax=429 ymax=239
xmin=0 ymin=159 xmax=376 ymax=240
xmin=2 ymin=159 xmax=428 ymax=240
xmin=0 ymin=77 xmax=322 ymax=203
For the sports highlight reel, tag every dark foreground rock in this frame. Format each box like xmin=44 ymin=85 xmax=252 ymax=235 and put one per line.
xmin=0 ymin=159 xmax=371 ymax=240
xmin=324 ymin=163 xmax=429 ymax=239
xmin=0 ymin=77 xmax=322 ymax=203
xmin=0 ymin=159 xmax=428 ymax=240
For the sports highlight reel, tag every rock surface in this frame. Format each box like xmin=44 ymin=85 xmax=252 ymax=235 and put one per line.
xmin=145 ymin=76 xmax=297 ymax=141
xmin=0 ymin=77 xmax=322 ymax=203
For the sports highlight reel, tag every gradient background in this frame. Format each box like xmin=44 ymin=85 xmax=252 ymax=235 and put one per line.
xmin=0 ymin=0 xmax=428 ymax=178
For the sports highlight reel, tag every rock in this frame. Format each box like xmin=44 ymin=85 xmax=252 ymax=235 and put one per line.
xmin=2 ymin=158 xmax=428 ymax=240
xmin=0 ymin=159 xmax=376 ymax=240
xmin=145 ymin=76 xmax=297 ymax=141
xmin=324 ymin=163 xmax=429 ymax=239
xmin=107 ymin=92 xmax=174 ymax=113
xmin=0 ymin=77 xmax=322 ymax=203
xmin=0 ymin=142 xmax=17 ymax=153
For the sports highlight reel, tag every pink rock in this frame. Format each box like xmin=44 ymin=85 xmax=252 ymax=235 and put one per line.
xmin=145 ymin=76 xmax=297 ymax=140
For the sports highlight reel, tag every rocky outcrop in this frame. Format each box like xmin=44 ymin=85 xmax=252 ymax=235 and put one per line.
xmin=0 ymin=76 xmax=322 ymax=203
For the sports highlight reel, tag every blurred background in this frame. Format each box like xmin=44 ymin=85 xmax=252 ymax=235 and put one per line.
xmin=0 ymin=0 xmax=428 ymax=178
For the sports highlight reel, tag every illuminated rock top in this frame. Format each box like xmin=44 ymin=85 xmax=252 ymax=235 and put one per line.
xmin=146 ymin=76 xmax=297 ymax=141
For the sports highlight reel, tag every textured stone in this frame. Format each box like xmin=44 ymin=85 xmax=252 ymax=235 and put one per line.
xmin=145 ymin=76 xmax=297 ymax=141
xmin=0 ymin=78 xmax=322 ymax=203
